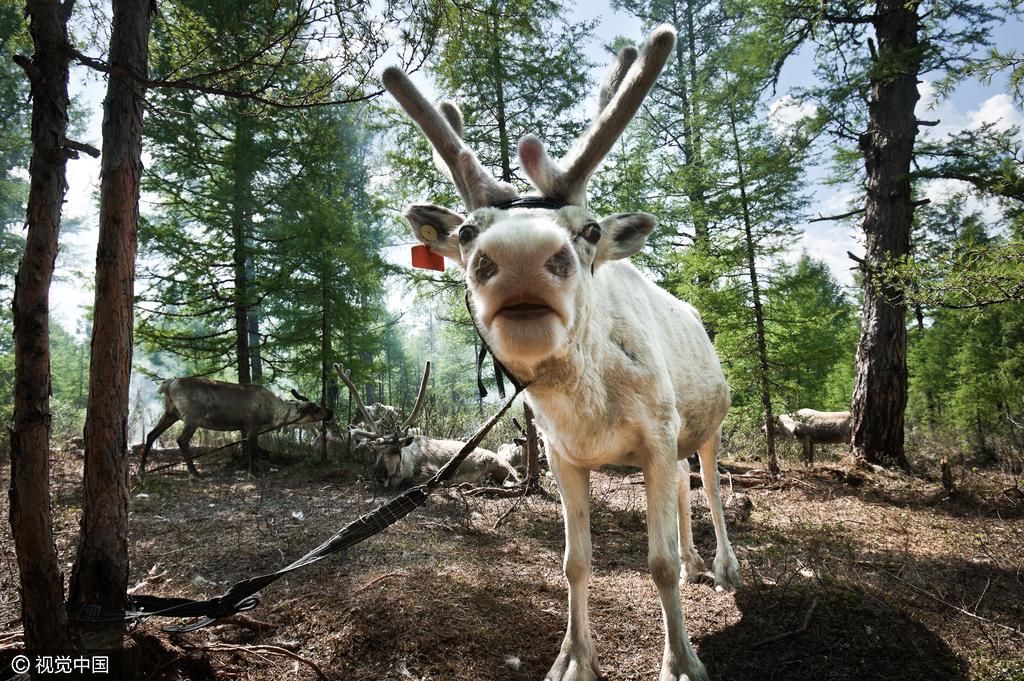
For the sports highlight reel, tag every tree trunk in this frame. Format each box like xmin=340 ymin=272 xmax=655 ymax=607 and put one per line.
xmin=8 ymin=0 xmax=76 ymax=654
xmin=488 ymin=0 xmax=512 ymax=183
xmin=850 ymin=0 xmax=920 ymax=469
xmin=728 ymin=103 xmax=779 ymax=476
xmin=230 ymin=102 xmax=258 ymax=471
xmin=320 ymin=258 xmax=332 ymax=462
xmin=68 ymin=0 xmax=153 ymax=648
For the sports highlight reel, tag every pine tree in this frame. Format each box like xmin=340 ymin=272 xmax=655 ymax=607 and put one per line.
xmin=258 ymin=104 xmax=391 ymax=423
xmin=749 ymin=0 xmax=1013 ymax=467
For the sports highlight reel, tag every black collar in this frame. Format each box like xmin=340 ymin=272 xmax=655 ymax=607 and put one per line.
xmin=492 ymin=196 xmax=569 ymax=211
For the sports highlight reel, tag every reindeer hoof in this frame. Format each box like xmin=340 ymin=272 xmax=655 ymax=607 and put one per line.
xmin=661 ymin=650 xmax=708 ymax=681
xmin=713 ymin=550 xmax=741 ymax=590
xmin=680 ymin=549 xmax=707 ymax=583
xmin=545 ymin=641 xmax=602 ymax=681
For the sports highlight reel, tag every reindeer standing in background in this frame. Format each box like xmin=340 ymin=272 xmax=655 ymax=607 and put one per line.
xmin=140 ymin=378 xmax=332 ymax=479
xmin=384 ymin=25 xmax=737 ymax=681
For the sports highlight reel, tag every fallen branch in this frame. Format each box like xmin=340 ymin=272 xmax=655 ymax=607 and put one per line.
xmin=752 ymin=596 xmax=819 ymax=648
xmin=0 ymin=630 xmax=23 ymax=644
xmin=459 ymin=484 xmax=526 ymax=498
xmin=201 ymin=643 xmax=327 ymax=680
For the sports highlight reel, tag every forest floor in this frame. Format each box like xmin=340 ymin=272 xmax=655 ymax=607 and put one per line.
xmin=1 ymin=443 xmax=1023 ymax=681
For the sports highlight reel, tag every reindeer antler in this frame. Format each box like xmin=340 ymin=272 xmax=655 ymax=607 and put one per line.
xmin=519 ymin=25 xmax=675 ymax=207
xmin=333 ymin=363 xmax=381 ymax=437
xmin=382 ymin=69 xmax=518 ymax=211
xmin=400 ymin=361 xmax=431 ymax=431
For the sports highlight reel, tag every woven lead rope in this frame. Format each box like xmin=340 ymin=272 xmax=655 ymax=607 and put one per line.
xmin=69 ymin=378 xmax=527 ymax=632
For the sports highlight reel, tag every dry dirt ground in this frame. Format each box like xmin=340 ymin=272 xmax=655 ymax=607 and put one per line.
xmin=2 ymin=444 xmax=1023 ymax=681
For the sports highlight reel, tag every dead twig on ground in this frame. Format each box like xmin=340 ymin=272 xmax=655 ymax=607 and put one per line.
xmin=751 ymin=596 xmax=819 ymax=648
xmin=0 ymin=630 xmax=23 ymax=644
xmin=459 ymin=484 xmax=525 ymax=498
xmin=494 ymin=482 xmax=531 ymax=529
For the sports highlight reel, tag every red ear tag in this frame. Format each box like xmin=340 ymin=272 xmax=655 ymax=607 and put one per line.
xmin=411 ymin=244 xmax=445 ymax=271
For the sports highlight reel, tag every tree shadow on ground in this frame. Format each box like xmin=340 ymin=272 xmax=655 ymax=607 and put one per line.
xmin=782 ymin=464 xmax=1024 ymax=521
xmin=697 ymin=582 xmax=968 ymax=681
xmin=314 ymin=566 xmax=565 ymax=680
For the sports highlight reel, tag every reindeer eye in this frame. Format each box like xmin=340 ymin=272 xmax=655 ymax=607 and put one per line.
xmin=459 ymin=224 xmax=478 ymax=244
xmin=581 ymin=222 xmax=601 ymax=244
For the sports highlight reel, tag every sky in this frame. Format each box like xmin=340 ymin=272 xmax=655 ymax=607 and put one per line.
xmin=50 ymin=1 xmax=1024 ymax=333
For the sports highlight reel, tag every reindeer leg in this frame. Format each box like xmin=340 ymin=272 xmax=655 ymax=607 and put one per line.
xmin=140 ymin=411 xmax=180 ymax=480
xmin=176 ymin=420 xmax=201 ymax=478
xmin=545 ymin=452 xmax=601 ymax=681
xmin=677 ymin=456 xmax=707 ymax=582
xmin=697 ymin=427 xmax=740 ymax=590
xmin=643 ymin=439 xmax=708 ymax=681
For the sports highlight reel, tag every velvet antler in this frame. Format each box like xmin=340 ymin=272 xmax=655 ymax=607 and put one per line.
xmin=382 ymin=69 xmax=518 ymax=211
xmin=518 ymin=26 xmax=675 ymax=208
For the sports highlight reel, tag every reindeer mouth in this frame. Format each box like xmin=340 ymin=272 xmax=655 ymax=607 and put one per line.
xmin=495 ymin=298 xmax=556 ymax=321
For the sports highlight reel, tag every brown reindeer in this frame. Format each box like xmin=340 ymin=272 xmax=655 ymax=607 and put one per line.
xmin=140 ymin=378 xmax=332 ymax=479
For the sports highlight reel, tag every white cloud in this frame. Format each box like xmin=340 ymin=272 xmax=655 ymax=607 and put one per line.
xmin=968 ymin=94 xmax=1024 ymax=133
xmin=795 ymin=222 xmax=861 ymax=288
xmin=768 ymin=95 xmax=817 ymax=135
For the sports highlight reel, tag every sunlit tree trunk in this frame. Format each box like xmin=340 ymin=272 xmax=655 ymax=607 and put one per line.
xmin=9 ymin=0 xmax=76 ymax=654
xmin=850 ymin=0 xmax=920 ymax=469
xmin=68 ymin=0 xmax=153 ymax=647
xmin=727 ymin=103 xmax=779 ymax=475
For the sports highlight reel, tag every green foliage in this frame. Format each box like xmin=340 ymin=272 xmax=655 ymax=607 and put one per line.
xmin=0 ymin=4 xmax=30 ymax=232
xmin=138 ymin=0 xmax=396 ymax=415
xmin=258 ymin=104 xmax=392 ymax=401
xmin=767 ymin=255 xmax=858 ymax=412
xmin=909 ymin=302 xmax=1024 ymax=458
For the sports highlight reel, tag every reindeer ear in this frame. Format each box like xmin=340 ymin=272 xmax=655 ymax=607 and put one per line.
xmin=404 ymin=204 xmax=467 ymax=265
xmin=594 ymin=213 xmax=656 ymax=264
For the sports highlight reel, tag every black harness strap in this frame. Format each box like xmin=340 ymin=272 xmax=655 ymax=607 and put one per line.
xmin=68 ymin=380 xmax=527 ymax=632
xmin=465 ymin=290 xmax=525 ymax=400
xmin=492 ymin=196 xmax=569 ymax=211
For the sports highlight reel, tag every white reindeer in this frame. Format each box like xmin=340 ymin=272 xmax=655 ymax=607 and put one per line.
xmin=384 ymin=25 xmax=738 ymax=681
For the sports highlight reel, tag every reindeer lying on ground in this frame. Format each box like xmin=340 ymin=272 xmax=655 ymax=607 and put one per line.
xmin=372 ymin=435 xmax=519 ymax=488
xmin=338 ymin=363 xmax=518 ymax=487
xmin=770 ymin=409 xmax=852 ymax=463
xmin=140 ymin=378 xmax=332 ymax=479
xmin=384 ymin=25 xmax=736 ymax=681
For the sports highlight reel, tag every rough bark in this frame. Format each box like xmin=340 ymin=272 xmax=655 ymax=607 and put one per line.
xmin=67 ymin=0 xmax=153 ymax=648
xmin=231 ymin=103 xmax=254 ymax=388
xmin=850 ymin=0 xmax=920 ymax=469
xmin=9 ymin=0 xmax=76 ymax=653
